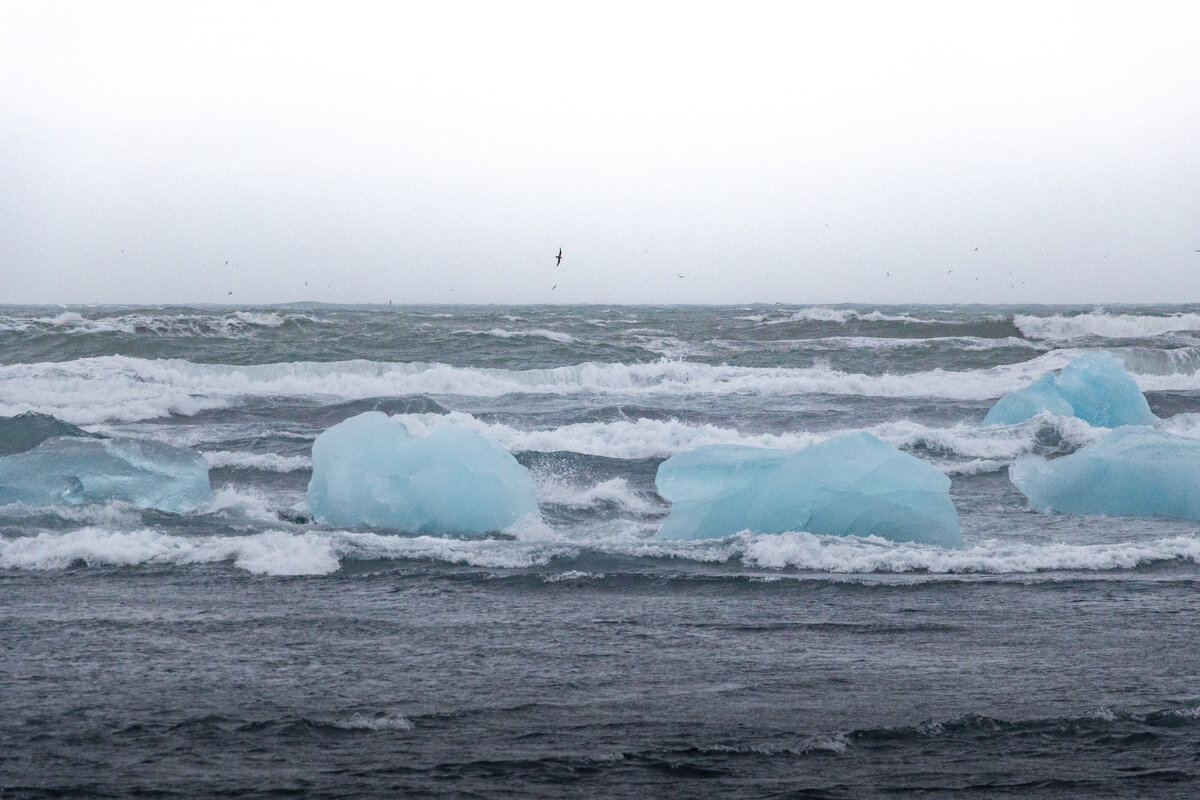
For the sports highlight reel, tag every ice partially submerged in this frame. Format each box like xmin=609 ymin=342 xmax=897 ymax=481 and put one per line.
xmin=0 ymin=411 xmax=102 ymax=456
xmin=1011 ymin=427 xmax=1200 ymax=519
xmin=655 ymin=433 xmax=962 ymax=546
xmin=307 ymin=411 xmax=538 ymax=533
xmin=0 ymin=436 xmax=212 ymax=513
xmin=984 ymin=352 xmax=1156 ymax=427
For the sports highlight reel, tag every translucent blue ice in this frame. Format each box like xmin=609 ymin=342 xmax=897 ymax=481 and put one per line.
xmin=307 ymin=411 xmax=538 ymax=533
xmin=655 ymin=432 xmax=962 ymax=546
xmin=1010 ymin=427 xmax=1200 ymax=519
xmin=984 ymin=352 xmax=1157 ymax=427
xmin=0 ymin=436 xmax=212 ymax=513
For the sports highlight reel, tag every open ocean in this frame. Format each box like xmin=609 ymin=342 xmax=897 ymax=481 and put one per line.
xmin=2 ymin=303 xmax=1200 ymax=799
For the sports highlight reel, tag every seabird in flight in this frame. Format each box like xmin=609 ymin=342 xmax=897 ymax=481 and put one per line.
xmin=556 ymin=248 xmax=563 ymax=267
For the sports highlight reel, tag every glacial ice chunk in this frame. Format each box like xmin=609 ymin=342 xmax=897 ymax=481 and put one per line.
xmin=0 ymin=436 xmax=212 ymax=513
xmin=0 ymin=412 xmax=102 ymax=455
xmin=655 ymin=433 xmax=962 ymax=546
xmin=984 ymin=352 xmax=1156 ymax=427
xmin=306 ymin=411 xmax=538 ymax=533
xmin=1010 ymin=427 xmax=1200 ymax=519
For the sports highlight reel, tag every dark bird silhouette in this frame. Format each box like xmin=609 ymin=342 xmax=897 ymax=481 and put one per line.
xmin=555 ymin=248 xmax=563 ymax=267
xmin=676 ymin=273 xmax=687 ymax=279
xmin=551 ymin=284 xmax=558 ymax=291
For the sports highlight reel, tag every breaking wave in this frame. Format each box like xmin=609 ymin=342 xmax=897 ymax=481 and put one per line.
xmin=1015 ymin=311 xmax=1200 ymax=341
xmin=0 ymin=352 xmax=1091 ymax=424
xmin=758 ymin=308 xmax=953 ymax=325
xmin=0 ymin=310 xmax=322 ymax=337
xmin=453 ymin=328 xmax=576 ymax=344
xmin=395 ymin=409 xmax=1104 ymax=462
xmin=202 ymin=450 xmax=313 ymax=472
xmin=3 ymin=527 xmax=1199 ymax=577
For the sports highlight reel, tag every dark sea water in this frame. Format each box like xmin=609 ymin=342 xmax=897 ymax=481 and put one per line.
xmin=2 ymin=303 xmax=1200 ymax=798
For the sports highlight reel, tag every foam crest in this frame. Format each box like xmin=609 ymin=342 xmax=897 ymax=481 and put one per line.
xmin=762 ymin=308 xmax=949 ymax=325
xmin=1015 ymin=311 xmax=1200 ymax=341
xmin=332 ymin=713 xmax=415 ymax=731
xmin=395 ymin=409 xmax=1100 ymax=463
xmin=2 ymin=353 xmax=1095 ymax=424
xmin=453 ymin=328 xmax=575 ymax=343
xmin=740 ymin=531 xmax=1200 ymax=573
xmin=6 ymin=526 xmax=1199 ymax=576
xmin=535 ymin=477 xmax=662 ymax=513
xmin=202 ymin=450 xmax=312 ymax=472
xmin=0 ymin=310 xmax=319 ymax=338
xmin=0 ymin=528 xmax=339 ymax=575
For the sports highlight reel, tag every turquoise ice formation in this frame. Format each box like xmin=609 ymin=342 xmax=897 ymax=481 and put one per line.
xmin=306 ymin=411 xmax=538 ymax=533
xmin=654 ymin=432 xmax=962 ymax=546
xmin=0 ymin=436 xmax=212 ymax=513
xmin=984 ymin=352 xmax=1157 ymax=427
xmin=1010 ymin=426 xmax=1200 ymax=519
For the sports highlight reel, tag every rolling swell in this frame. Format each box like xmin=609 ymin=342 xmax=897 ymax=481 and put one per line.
xmin=6 ymin=304 xmax=1200 ymax=797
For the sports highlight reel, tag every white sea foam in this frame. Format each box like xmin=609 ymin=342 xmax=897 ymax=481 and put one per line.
xmin=0 ymin=310 xmax=319 ymax=338
xmin=800 ymin=336 xmax=1045 ymax=352
xmin=761 ymin=308 xmax=950 ymax=325
xmin=0 ymin=354 xmax=1060 ymax=424
xmin=454 ymin=328 xmax=575 ymax=344
xmin=202 ymin=450 xmax=312 ymax=472
xmin=332 ymin=713 xmax=415 ymax=731
xmin=22 ymin=347 xmax=1200 ymax=427
xmin=534 ymin=476 xmax=662 ymax=513
xmin=393 ymin=409 xmax=1102 ymax=462
xmin=5 ymin=526 xmax=1200 ymax=576
xmin=1015 ymin=311 xmax=1200 ymax=341
xmin=738 ymin=531 xmax=1200 ymax=573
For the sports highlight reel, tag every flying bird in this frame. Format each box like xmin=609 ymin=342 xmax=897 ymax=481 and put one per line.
xmin=555 ymin=248 xmax=563 ymax=267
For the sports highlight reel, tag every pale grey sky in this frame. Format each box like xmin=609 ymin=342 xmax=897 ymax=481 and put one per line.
xmin=3 ymin=0 xmax=1199 ymax=305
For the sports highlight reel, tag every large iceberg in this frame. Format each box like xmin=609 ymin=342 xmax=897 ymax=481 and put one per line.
xmin=307 ymin=411 xmax=538 ymax=533
xmin=655 ymin=433 xmax=962 ymax=546
xmin=1011 ymin=427 xmax=1200 ymax=519
xmin=0 ymin=436 xmax=212 ymax=513
xmin=984 ymin=352 xmax=1156 ymax=427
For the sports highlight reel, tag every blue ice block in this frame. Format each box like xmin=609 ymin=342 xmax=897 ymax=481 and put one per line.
xmin=307 ymin=411 xmax=538 ymax=533
xmin=655 ymin=433 xmax=962 ymax=546
xmin=984 ymin=352 xmax=1156 ymax=427
xmin=0 ymin=436 xmax=212 ymax=513
xmin=1010 ymin=426 xmax=1200 ymax=519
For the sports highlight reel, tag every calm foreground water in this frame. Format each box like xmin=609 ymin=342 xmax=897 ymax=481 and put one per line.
xmin=2 ymin=303 xmax=1199 ymax=798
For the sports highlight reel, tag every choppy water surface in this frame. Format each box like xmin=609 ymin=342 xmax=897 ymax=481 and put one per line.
xmin=3 ymin=303 xmax=1200 ymax=798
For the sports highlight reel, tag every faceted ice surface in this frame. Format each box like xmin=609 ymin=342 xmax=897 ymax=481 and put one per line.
xmin=307 ymin=411 xmax=538 ymax=533
xmin=655 ymin=432 xmax=962 ymax=546
xmin=0 ymin=436 xmax=212 ymax=513
xmin=984 ymin=352 xmax=1157 ymax=427
xmin=1010 ymin=426 xmax=1200 ymax=519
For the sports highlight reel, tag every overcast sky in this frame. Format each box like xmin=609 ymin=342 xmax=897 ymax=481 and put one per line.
xmin=3 ymin=1 xmax=1199 ymax=305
